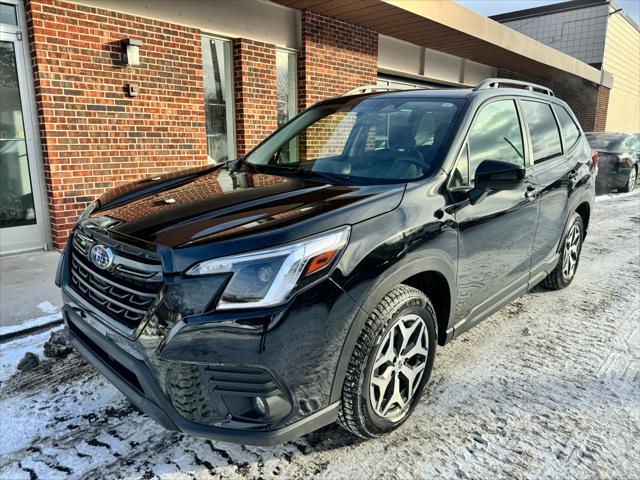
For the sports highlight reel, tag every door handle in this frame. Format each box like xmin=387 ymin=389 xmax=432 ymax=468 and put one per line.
xmin=524 ymin=184 xmax=539 ymax=200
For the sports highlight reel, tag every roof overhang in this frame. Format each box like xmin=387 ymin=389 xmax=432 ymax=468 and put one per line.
xmin=272 ymin=0 xmax=606 ymax=86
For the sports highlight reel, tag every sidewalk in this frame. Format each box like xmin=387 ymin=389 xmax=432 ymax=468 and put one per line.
xmin=0 ymin=250 xmax=62 ymax=336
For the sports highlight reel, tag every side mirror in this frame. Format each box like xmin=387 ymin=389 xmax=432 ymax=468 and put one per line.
xmin=468 ymin=160 xmax=525 ymax=205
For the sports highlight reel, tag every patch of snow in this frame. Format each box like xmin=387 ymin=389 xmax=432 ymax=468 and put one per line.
xmin=37 ymin=301 xmax=60 ymax=315
xmin=0 ymin=326 xmax=61 ymax=383
xmin=595 ymin=189 xmax=639 ymax=202
xmin=0 ymin=313 xmax=62 ymax=338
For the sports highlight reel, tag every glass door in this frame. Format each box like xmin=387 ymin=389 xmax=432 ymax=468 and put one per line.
xmin=0 ymin=15 xmax=47 ymax=254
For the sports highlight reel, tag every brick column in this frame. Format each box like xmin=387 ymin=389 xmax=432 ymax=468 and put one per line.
xmin=298 ymin=11 xmax=378 ymax=110
xmin=25 ymin=0 xmax=208 ymax=250
xmin=233 ymin=39 xmax=278 ymax=156
xmin=554 ymin=82 xmax=610 ymax=132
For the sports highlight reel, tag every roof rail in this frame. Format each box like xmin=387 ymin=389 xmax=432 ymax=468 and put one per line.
xmin=475 ymin=78 xmax=555 ymax=97
xmin=342 ymin=85 xmax=404 ymax=96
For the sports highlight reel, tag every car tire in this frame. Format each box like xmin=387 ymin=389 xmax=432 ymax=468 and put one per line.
xmin=338 ymin=284 xmax=437 ymax=439
xmin=621 ymin=165 xmax=637 ymax=193
xmin=541 ymin=213 xmax=584 ymax=290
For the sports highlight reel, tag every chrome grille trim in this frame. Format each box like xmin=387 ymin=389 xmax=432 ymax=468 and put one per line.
xmin=71 ymin=266 xmax=148 ymax=315
xmin=68 ymin=229 xmax=164 ymax=330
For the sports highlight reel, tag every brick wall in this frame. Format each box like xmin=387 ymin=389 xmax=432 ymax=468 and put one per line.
xmin=26 ymin=0 xmax=207 ymax=249
xmin=233 ymin=39 xmax=278 ymax=156
xmin=497 ymin=68 xmax=610 ymax=132
xmin=552 ymin=82 xmax=609 ymax=132
xmin=298 ymin=11 xmax=378 ymax=110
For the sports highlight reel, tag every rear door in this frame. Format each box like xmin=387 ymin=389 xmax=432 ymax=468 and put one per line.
xmin=449 ymin=98 xmax=540 ymax=334
xmin=523 ymin=100 xmax=584 ymax=284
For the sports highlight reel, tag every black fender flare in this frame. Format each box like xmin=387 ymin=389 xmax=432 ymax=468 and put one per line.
xmin=329 ymin=252 xmax=455 ymax=403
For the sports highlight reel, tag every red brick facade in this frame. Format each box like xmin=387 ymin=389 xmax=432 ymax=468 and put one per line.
xmin=233 ymin=39 xmax=278 ymax=156
xmin=26 ymin=0 xmax=207 ymax=249
xmin=298 ymin=11 xmax=378 ymax=109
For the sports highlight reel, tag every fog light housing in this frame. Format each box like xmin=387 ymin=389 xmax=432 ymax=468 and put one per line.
xmin=252 ymin=396 xmax=267 ymax=416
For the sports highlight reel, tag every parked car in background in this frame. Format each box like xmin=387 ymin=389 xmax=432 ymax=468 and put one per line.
xmin=57 ymin=79 xmax=595 ymax=445
xmin=586 ymin=132 xmax=640 ymax=193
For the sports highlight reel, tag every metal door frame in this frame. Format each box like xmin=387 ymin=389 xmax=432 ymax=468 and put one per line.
xmin=0 ymin=0 xmax=50 ymax=255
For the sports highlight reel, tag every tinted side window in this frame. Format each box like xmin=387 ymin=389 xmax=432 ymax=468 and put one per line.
xmin=554 ymin=105 xmax=580 ymax=150
xmin=522 ymin=101 xmax=562 ymax=162
xmin=453 ymin=99 xmax=525 ymax=186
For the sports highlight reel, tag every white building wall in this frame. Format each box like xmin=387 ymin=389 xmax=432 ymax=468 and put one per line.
xmin=378 ymin=35 xmax=496 ymax=86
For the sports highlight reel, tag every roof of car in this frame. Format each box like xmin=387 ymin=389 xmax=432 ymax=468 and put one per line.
xmin=343 ymin=86 xmax=561 ymax=103
xmin=585 ymin=132 xmax=632 ymax=138
xmin=367 ymin=88 xmax=475 ymax=99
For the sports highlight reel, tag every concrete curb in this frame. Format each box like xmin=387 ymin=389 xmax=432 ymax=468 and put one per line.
xmin=0 ymin=318 xmax=64 ymax=343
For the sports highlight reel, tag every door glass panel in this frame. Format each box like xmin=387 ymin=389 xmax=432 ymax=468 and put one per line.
xmin=467 ymin=100 xmax=525 ymax=185
xmin=522 ymin=100 xmax=562 ymax=163
xmin=276 ymin=49 xmax=297 ymax=163
xmin=554 ymin=105 xmax=580 ymax=151
xmin=0 ymin=3 xmax=17 ymax=26
xmin=202 ymin=37 xmax=234 ymax=164
xmin=0 ymin=40 xmax=36 ymax=228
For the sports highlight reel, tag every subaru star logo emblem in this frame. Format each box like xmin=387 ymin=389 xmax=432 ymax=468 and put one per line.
xmin=90 ymin=244 xmax=115 ymax=270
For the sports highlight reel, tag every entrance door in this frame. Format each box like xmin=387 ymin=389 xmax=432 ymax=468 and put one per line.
xmin=0 ymin=5 xmax=47 ymax=254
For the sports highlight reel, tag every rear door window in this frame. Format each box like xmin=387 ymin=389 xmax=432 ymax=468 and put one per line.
xmin=553 ymin=105 xmax=580 ymax=151
xmin=521 ymin=100 xmax=562 ymax=163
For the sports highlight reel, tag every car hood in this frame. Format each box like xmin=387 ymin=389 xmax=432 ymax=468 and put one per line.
xmin=84 ymin=164 xmax=405 ymax=271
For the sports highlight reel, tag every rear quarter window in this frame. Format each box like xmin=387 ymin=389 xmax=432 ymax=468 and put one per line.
xmin=521 ymin=100 xmax=562 ymax=163
xmin=554 ymin=105 xmax=581 ymax=151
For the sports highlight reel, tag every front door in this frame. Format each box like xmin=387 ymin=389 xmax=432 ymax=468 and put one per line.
xmin=449 ymin=98 xmax=540 ymax=335
xmin=0 ymin=3 xmax=47 ymax=254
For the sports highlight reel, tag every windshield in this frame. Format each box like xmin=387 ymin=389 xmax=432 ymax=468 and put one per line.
xmin=244 ymin=96 xmax=463 ymax=185
xmin=586 ymin=133 xmax=626 ymax=152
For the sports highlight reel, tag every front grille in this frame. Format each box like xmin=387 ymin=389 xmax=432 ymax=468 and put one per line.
xmin=69 ymin=230 xmax=163 ymax=330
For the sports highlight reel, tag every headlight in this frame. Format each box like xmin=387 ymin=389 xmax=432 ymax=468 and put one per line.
xmin=78 ymin=201 xmax=98 ymax=223
xmin=186 ymin=226 xmax=350 ymax=310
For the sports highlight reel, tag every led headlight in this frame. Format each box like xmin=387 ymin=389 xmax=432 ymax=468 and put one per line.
xmin=78 ymin=200 xmax=98 ymax=223
xmin=186 ymin=226 xmax=350 ymax=310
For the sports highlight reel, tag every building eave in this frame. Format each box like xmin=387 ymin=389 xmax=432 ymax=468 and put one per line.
xmin=272 ymin=0 xmax=605 ymax=86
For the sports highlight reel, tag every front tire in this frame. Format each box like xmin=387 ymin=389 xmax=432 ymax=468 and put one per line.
xmin=541 ymin=213 xmax=584 ymax=290
xmin=338 ymin=285 xmax=437 ymax=439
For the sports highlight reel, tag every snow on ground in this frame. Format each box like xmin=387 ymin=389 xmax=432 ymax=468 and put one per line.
xmin=1 ymin=191 xmax=639 ymax=480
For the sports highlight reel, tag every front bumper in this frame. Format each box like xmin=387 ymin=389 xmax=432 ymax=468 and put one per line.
xmin=63 ymin=306 xmax=339 ymax=445
xmin=58 ymin=238 xmax=362 ymax=445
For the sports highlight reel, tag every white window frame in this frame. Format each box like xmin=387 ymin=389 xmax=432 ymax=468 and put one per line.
xmin=202 ymin=34 xmax=236 ymax=163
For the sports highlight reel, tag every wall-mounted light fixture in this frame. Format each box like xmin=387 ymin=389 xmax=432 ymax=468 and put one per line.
xmin=121 ymin=39 xmax=143 ymax=66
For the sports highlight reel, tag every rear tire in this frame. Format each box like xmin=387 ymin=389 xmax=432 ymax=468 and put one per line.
xmin=541 ymin=213 xmax=584 ymax=290
xmin=621 ymin=165 xmax=637 ymax=193
xmin=338 ymin=285 xmax=436 ymax=439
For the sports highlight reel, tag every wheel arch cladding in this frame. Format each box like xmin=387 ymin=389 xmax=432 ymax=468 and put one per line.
xmin=576 ymin=201 xmax=590 ymax=236
xmin=329 ymin=260 xmax=454 ymax=403
xmin=401 ymin=270 xmax=451 ymax=346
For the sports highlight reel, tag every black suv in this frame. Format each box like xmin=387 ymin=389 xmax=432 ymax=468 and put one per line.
xmin=57 ymin=78 xmax=595 ymax=445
